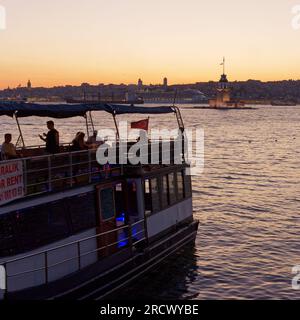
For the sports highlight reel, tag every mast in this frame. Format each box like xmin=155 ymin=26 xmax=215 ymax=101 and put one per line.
xmin=222 ymin=57 xmax=225 ymax=75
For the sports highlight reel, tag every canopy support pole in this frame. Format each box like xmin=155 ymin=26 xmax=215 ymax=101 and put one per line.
xmin=172 ymin=92 xmax=184 ymax=132
xmin=172 ymin=106 xmax=185 ymax=162
xmin=84 ymin=113 xmax=89 ymax=137
xmin=89 ymin=111 xmax=95 ymax=132
xmin=106 ymin=104 xmax=120 ymax=141
xmin=14 ymin=112 xmax=25 ymax=148
xmin=112 ymin=113 xmax=120 ymax=141
xmin=173 ymin=106 xmax=185 ymax=132
xmin=84 ymin=111 xmax=96 ymax=138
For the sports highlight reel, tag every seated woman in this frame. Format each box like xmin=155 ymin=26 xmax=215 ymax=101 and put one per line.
xmin=71 ymin=132 xmax=89 ymax=151
xmin=1 ymin=134 xmax=20 ymax=160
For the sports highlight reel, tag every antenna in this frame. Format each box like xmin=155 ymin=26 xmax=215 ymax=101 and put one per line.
xmin=223 ymin=57 xmax=225 ymax=75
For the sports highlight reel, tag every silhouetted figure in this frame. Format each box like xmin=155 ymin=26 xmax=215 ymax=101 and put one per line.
xmin=71 ymin=132 xmax=89 ymax=151
xmin=39 ymin=121 xmax=60 ymax=154
xmin=1 ymin=134 xmax=18 ymax=160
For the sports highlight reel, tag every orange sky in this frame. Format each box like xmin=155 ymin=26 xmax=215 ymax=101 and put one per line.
xmin=0 ymin=0 xmax=300 ymax=89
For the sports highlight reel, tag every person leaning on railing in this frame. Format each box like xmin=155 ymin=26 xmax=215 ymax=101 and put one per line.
xmin=39 ymin=121 xmax=60 ymax=154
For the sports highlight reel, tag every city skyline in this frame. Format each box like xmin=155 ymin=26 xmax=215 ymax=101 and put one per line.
xmin=4 ymin=76 xmax=300 ymax=91
xmin=0 ymin=0 xmax=300 ymax=89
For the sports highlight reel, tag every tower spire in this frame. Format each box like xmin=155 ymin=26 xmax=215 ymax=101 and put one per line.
xmin=220 ymin=57 xmax=225 ymax=75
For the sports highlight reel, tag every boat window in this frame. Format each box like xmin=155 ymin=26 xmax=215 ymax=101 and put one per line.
xmin=15 ymin=201 xmax=70 ymax=251
xmin=100 ymin=188 xmax=115 ymax=221
xmin=115 ymin=183 xmax=125 ymax=216
xmin=48 ymin=201 xmax=72 ymax=238
xmin=145 ymin=179 xmax=150 ymax=194
xmin=0 ymin=192 xmax=99 ymax=257
xmin=168 ymin=173 xmax=176 ymax=205
xmin=161 ymin=175 xmax=169 ymax=208
xmin=0 ymin=214 xmax=18 ymax=257
xmin=151 ymin=178 xmax=160 ymax=213
xmin=144 ymin=179 xmax=152 ymax=215
xmin=184 ymin=171 xmax=192 ymax=198
xmin=68 ymin=192 xmax=97 ymax=233
xmin=127 ymin=181 xmax=138 ymax=216
xmin=177 ymin=171 xmax=185 ymax=200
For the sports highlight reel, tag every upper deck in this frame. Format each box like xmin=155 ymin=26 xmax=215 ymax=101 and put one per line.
xmin=0 ymin=139 xmax=186 ymax=209
xmin=0 ymin=101 xmax=186 ymax=209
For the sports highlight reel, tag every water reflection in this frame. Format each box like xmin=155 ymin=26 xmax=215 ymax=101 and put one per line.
xmin=113 ymin=245 xmax=198 ymax=300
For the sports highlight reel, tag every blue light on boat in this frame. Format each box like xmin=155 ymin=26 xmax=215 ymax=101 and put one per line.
xmin=116 ymin=212 xmax=126 ymax=223
xmin=117 ymin=213 xmax=127 ymax=248
xmin=118 ymin=230 xmax=128 ymax=248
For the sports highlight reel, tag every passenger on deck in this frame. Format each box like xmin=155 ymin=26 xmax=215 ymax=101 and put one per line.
xmin=87 ymin=130 xmax=98 ymax=145
xmin=39 ymin=121 xmax=60 ymax=154
xmin=87 ymin=130 xmax=103 ymax=147
xmin=1 ymin=134 xmax=19 ymax=160
xmin=71 ymin=132 xmax=89 ymax=151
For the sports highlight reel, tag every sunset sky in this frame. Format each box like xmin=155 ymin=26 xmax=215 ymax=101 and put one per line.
xmin=0 ymin=0 xmax=300 ymax=89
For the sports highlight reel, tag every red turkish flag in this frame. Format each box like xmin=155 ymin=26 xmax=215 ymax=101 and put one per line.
xmin=131 ymin=118 xmax=149 ymax=131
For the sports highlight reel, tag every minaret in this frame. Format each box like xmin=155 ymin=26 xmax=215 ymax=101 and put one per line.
xmin=27 ymin=80 xmax=32 ymax=89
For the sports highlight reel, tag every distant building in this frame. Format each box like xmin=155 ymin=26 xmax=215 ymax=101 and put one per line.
xmin=138 ymin=78 xmax=143 ymax=91
xmin=125 ymin=90 xmax=137 ymax=103
xmin=27 ymin=80 xmax=32 ymax=89
xmin=209 ymin=59 xmax=244 ymax=108
xmin=163 ymin=77 xmax=168 ymax=90
xmin=215 ymin=74 xmax=231 ymax=105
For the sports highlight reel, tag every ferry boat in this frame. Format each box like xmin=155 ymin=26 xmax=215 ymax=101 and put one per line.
xmin=0 ymin=102 xmax=198 ymax=300
xmin=271 ymin=100 xmax=297 ymax=106
xmin=65 ymin=95 xmax=144 ymax=105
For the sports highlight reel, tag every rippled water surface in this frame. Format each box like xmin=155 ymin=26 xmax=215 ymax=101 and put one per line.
xmin=1 ymin=105 xmax=300 ymax=299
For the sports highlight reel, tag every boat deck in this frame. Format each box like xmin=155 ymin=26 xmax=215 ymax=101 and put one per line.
xmin=0 ymin=140 xmax=184 ymax=207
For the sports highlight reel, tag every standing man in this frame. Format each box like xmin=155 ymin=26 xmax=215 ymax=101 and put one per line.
xmin=39 ymin=121 xmax=60 ymax=154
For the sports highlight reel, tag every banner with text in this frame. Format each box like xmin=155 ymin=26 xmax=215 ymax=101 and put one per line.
xmin=0 ymin=161 xmax=24 ymax=206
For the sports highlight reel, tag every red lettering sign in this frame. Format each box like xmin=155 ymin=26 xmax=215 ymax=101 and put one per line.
xmin=0 ymin=161 xmax=24 ymax=206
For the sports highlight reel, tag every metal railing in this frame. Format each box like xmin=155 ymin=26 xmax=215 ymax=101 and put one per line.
xmin=0 ymin=148 xmax=123 ymax=201
xmin=1 ymin=219 xmax=146 ymax=294
xmin=16 ymin=142 xmax=73 ymax=151
xmin=1 ymin=140 xmax=185 ymax=203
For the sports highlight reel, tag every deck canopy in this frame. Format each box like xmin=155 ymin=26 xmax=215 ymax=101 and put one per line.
xmin=102 ymin=104 xmax=175 ymax=115
xmin=0 ymin=102 xmax=182 ymax=147
xmin=0 ymin=101 xmax=175 ymax=118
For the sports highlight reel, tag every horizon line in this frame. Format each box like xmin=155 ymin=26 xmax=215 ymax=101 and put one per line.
xmin=2 ymin=78 xmax=300 ymax=90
